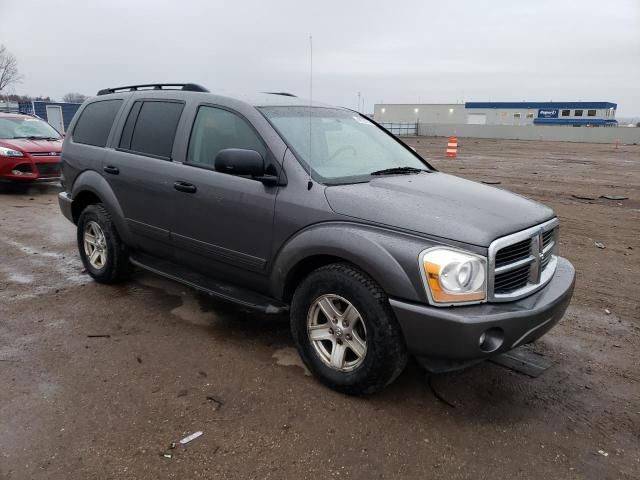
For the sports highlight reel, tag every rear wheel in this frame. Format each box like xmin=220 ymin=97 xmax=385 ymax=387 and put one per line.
xmin=290 ymin=263 xmax=408 ymax=395
xmin=77 ymin=204 xmax=130 ymax=283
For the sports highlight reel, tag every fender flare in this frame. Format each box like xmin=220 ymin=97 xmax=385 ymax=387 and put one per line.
xmin=71 ymin=170 xmax=132 ymax=242
xmin=269 ymin=222 xmax=426 ymax=303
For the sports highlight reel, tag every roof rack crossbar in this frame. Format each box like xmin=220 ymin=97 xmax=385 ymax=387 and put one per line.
xmin=97 ymin=83 xmax=209 ymax=96
xmin=263 ymin=92 xmax=297 ymax=97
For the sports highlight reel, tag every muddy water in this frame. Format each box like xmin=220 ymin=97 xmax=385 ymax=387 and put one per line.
xmin=1 ymin=143 xmax=639 ymax=480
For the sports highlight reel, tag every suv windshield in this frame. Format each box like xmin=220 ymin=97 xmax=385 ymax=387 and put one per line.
xmin=0 ymin=116 xmax=62 ymax=140
xmin=260 ymin=106 xmax=429 ymax=184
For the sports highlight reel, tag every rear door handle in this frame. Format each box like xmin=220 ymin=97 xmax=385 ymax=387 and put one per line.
xmin=103 ymin=165 xmax=119 ymax=175
xmin=173 ymin=181 xmax=197 ymax=194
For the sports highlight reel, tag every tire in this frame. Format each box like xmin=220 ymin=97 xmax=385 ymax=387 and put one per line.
xmin=290 ymin=263 xmax=408 ymax=395
xmin=77 ymin=203 xmax=130 ymax=284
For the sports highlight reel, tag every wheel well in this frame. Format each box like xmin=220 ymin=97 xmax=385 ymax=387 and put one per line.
xmin=71 ymin=191 xmax=101 ymax=223
xmin=282 ymin=254 xmax=356 ymax=303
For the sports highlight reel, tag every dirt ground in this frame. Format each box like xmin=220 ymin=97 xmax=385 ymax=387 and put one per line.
xmin=1 ymin=137 xmax=639 ymax=479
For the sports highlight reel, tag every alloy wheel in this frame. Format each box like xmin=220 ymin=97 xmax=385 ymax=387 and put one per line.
xmin=306 ymin=294 xmax=368 ymax=372
xmin=83 ymin=220 xmax=107 ymax=270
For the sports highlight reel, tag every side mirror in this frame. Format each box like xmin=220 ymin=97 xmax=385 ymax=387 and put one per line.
xmin=215 ymin=148 xmax=265 ymax=177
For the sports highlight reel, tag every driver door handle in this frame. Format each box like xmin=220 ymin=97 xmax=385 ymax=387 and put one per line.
xmin=174 ymin=181 xmax=197 ymax=194
xmin=103 ymin=165 xmax=119 ymax=175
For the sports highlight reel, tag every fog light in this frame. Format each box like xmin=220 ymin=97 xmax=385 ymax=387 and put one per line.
xmin=479 ymin=327 xmax=504 ymax=353
xmin=11 ymin=169 xmax=29 ymax=175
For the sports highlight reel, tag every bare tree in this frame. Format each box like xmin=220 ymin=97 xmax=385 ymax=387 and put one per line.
xmin=62 ymin=92 xmax=88 ymax=103
xmin=0 ymin=45 xmax=23 ymax=93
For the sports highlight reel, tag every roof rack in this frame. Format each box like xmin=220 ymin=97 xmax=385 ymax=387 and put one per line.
xmin=96 ymin=83 xmax=209 ymax=96
xmin=263 ymin=92 xmax=297 ymax=97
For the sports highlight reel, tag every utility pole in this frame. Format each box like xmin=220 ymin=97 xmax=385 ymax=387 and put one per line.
xmin=357 ymin=91 xmax=361 ymax=112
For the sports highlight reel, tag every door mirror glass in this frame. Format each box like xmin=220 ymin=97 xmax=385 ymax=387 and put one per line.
xmin=215 ymin=148 xmax=265 ymax=177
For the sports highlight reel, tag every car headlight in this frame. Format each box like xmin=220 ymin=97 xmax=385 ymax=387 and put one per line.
xmin=0 ymin=146 xmax=24 ymax=157
xmin=420 ymin=248 xmax=487 ymax=305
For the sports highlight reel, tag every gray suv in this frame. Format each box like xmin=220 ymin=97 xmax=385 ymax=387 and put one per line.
xmin=58 ymin=83 xmax=575 ymax=394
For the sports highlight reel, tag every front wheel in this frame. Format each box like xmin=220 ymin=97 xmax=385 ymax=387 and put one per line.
xmin=77 ymin=203 xmax=130 ymax=284
xmin=290 ymin=264 xmax=408 ymax=395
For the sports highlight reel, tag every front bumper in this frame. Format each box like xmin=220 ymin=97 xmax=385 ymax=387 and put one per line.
xmin=390 ymin=257 xmax=575 ymax=364
xmin=0 ymin=155 xmax=61 ymax=182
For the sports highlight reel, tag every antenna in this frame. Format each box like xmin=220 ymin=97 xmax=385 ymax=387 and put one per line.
xmin=307 ymin=35 xmax=313 ymax=191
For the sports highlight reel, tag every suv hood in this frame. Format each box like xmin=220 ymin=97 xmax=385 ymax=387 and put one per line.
xmin=324 ymin=172 xmax=554 ymax=247
xmin=1 ymin=138 xmax=62 ymax=153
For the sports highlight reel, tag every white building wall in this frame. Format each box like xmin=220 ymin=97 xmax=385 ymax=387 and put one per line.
xmin=375 ymin=104 xmax=617 ymax=126
xmin=374 ymin=104 xmax=464 ymax=124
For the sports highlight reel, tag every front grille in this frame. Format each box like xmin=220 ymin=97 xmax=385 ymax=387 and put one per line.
xmin=489 ymin=220 xmax=559 ymax=300
xmin=495 ymin=263 xmax=531 ymax=293
xmin=495 ymin=238 xmax=532 ymax=268
xmin=30 ymin=152 xmax=60 ymax=157
xmin=35 ymin=162 xmax=61 ymax=176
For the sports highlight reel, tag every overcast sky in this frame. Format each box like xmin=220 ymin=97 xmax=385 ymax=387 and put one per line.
xmin=2 ymin=0 xmax=639 ymax=115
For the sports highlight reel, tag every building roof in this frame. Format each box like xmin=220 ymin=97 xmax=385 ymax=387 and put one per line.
xmin=465 ymin=102 xmax=617 ymax=109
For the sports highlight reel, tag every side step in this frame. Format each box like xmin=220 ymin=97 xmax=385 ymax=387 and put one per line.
xmin=129 ymin=254 xmax=288 ymax=315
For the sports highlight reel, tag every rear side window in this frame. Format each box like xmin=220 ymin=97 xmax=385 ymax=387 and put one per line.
xmin=73 ymin=100 xmax=123 ymax=147
xmin=119 ymin=100 xmax=184 ymax=159
xmin=187 ymin=106 xmax=266 ymax=167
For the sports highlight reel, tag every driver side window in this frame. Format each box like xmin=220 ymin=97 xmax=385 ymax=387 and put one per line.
xmin=187 ymin=106 xmax=266 ymax=167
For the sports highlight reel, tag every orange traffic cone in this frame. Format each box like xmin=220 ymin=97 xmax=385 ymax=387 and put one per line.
xmin=446 ymin=136 xmax=458 ymax=158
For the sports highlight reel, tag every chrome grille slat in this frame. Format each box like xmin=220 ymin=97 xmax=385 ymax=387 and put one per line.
xmin=488 ymin=219 xmax=560 ymax=301
xmin=29 ymin=152 xmax=60 ymax=157
xmin=496 ymin=250 xmax=532 ymax=267
xmin=494 ymin=255 xmax=535 ymax=274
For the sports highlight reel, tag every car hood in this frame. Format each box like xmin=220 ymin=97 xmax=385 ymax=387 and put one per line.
xmin=324 ymin=172 xmax=555 ymax=247
xmin=1 ymin=138 xmax=62 ymax=153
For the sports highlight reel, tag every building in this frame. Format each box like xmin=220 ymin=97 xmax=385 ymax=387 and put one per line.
xmin=25 ymin=101 xmax=83 ymax=133
xmin=0 ymin=101 xmax=82 ymax=133
xmin=374 ymin=101 xmax=618 ymax=127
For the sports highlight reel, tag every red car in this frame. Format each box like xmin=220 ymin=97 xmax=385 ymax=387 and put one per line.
xmin=0 ymin=112 xmax=63 ymax=182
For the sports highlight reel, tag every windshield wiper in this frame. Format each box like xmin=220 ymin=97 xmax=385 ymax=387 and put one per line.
xmin=13 ymin=136 xmax=59 ymax=140
xmin=370 ymin=166 xmax=427 ymax=176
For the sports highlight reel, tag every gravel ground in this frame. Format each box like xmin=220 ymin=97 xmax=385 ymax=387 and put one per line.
xmin=1 ymin=138 xmax=638 ymax=479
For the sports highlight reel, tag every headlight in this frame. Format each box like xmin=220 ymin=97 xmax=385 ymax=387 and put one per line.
xmin=0 ymin=146 xmax=24 ymax=157
xmin=420 ymin=248 xmax=487 ymax=305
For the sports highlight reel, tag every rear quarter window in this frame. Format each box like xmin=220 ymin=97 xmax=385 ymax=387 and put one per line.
xmin=72 ymin=100 xmax=123 ymax=147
